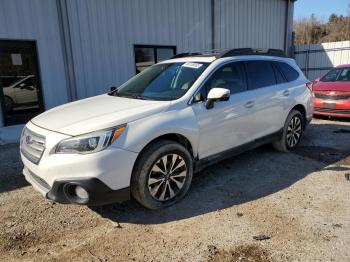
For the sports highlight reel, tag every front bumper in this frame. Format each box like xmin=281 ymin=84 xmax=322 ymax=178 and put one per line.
xmin=21 ymin=122 xmax=138 ymax=205
xmin=23 ymin=167 xmax=130 ymax=205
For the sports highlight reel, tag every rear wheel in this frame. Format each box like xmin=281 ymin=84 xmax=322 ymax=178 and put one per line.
xmin=131 ymin=140 xmax=193 ymax=209
xmin=273 ymin=110 xmax=304 ymax=152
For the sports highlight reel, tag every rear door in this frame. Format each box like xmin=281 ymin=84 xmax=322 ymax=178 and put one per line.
xmin=244 ymin=60 xmax=284 ymax=139
xmin=273 ymin=61 xmax=305 ymax=117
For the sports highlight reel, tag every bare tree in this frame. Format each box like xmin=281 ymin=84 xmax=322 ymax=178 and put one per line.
xmin=294 ymin=12 xmax=350 ymax=45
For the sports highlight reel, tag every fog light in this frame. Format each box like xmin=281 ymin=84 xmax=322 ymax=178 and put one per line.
xmin=75 ymin=186 xmax=89 ymax=199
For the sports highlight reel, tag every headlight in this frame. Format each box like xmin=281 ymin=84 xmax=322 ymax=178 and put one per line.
xmin=56 ymin=125 xmax=126 ymax=154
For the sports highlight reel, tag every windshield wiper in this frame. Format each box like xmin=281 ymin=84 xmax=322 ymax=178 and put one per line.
xmin=113 ymin=93 xmax=154 ymax=100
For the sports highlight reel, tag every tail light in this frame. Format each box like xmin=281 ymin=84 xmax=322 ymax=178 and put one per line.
xmin=306 ymin=82 xmax=313 ymax=91
xmin=306 ymin=82 xmax=315 ymax=98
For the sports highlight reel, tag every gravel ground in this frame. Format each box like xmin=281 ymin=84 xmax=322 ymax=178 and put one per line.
xmin=0 ymin=118 xmax=350 ymax=262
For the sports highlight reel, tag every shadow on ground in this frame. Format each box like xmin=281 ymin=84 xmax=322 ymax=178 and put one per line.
xmin=92 ymin=119 xmax=350 ymax=224
xmin=0 ymin=143 xmax=27 ymax=193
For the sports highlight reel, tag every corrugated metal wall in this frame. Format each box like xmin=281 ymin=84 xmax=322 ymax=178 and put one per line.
xmin=66 ymin=0 xmax=292 ymax=99
xmin=295 ymin=41 xmax=350 ymax=80
xmin=0 ymin=0 xmax=69 ymax=122
xmin=216 ymin=0 xmax=287 ymax=50
xmin=65 ymin=0 xmax=212 ymax=99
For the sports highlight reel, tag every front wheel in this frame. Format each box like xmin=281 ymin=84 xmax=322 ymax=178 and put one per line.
xmin=4 ymin=96 xmax=14 ymax=112
xmin=273 ymin=110 xmax=304 ymax=152
xmin=131 ymin=140 xmax=193 ymax=209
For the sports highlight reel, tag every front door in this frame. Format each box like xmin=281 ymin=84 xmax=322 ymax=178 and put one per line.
xmin=0 ymin=40 xmax=44 ymax=126
xmin=192 ymin=62 xmax=255 ymax=159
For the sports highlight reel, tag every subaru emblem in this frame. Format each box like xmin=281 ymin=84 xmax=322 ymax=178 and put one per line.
xmin=26 ymin=135 xmax=33 ymax=144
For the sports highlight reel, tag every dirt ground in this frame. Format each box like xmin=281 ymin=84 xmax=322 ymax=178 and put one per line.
xmin=1 ymin=117 xmax=350 ymax=262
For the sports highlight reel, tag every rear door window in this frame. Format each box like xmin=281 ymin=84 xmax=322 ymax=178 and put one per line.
xmin=274 ymin=62 xmax=299 ymax=82
xmin=245 ymin=61 xmax=276 ymax=90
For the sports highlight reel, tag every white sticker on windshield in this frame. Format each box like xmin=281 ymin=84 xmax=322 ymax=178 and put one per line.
xmin=182 ymin=62 xmax=203 ymax=69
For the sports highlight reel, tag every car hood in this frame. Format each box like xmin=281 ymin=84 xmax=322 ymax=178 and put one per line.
xmin=313 ymin=81 xmax=350 ymax=92
xmin=31 ymin=94 xmax=170 ymax=136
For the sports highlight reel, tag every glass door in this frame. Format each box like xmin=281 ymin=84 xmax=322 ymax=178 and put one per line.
xmin=0 ymin=40 xmax=44 ymax=126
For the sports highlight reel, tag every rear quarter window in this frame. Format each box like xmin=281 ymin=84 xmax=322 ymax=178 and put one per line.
xmin=275 ymin=62 xmax=299 ymax=82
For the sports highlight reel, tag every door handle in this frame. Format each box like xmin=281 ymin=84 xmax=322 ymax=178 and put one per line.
xmin=244 ymin=101 xmax=255 ymax=108
xmin=283 ymin=90 xmax=290 ymax=96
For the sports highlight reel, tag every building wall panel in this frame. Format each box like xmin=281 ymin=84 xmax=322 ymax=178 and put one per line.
xmin=0 ymin=0 xmax=69 ymax=116
xmin=66 ymin=0 xmax=212 ymax=99
xmin=216 ymin=0 xmax=287 ymax=50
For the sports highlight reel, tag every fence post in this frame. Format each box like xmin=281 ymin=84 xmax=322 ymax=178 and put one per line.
xmin=305 ymin=49 xmax=310 ymax=79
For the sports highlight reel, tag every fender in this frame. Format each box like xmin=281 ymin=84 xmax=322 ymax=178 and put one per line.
xmin=112 ymin=105 xmax=200 ymax=157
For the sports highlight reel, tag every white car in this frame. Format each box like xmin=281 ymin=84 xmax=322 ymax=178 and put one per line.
xmin=3 ymin=75 xmax=38 ymax=111
xmin=20 ymin=49 xmax=313 ymax=209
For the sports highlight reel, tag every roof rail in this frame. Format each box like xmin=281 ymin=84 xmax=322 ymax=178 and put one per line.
xmin=216 ymin=48 xmax=286 ymax=58
xmin=169 ymin=48 xmax=287 ymax=60
xmin=171 ymin=52 xmax=202 ymax=59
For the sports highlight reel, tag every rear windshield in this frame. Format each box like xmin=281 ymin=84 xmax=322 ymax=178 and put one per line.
xmin=111 ymin=62 xmax=209 ymax=101
xmin=321 ymin=67 xmax=350 ymax=82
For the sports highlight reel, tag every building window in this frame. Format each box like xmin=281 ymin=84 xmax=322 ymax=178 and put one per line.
xmin=134 ymin=45 xmax=176 ymax=74
xmin=0 ymin=40 xmax=44 ymax=126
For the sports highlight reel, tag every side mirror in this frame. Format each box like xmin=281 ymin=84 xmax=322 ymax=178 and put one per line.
xmin=108 ymin=86 xmax=118 ymax=95
xmin=205 ymin=88 xmax=230 ymax=109
xmin=314 ymin=77 xmax=321 ymax=83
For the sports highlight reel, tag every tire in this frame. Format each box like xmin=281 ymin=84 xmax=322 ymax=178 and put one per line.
xmin=273 ymin=109 xmax=304 ymax=152
xmin=131 ymin=140 xmax=193 ymax=210
xmin=4 ymin=96 xmax=14 ymax=112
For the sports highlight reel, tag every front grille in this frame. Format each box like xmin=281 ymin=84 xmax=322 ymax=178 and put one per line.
xmin=314 ymin=108 xmax=350 ymax=114
xmin=20 ymin=127 xmax=46 ymax=164
xmin=27 ymin=169 xmax=51 ymax=191
xmin=314 ymin=93 xmax=350 ymax=100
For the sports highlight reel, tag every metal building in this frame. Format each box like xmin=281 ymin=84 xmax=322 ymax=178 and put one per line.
xmin=0 ymin=0 xmax=295 ymax=143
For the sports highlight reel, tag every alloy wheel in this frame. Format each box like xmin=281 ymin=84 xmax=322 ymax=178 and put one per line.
xmin=286 ymin=116 xmax=302 ymax=148
xmin=147 ymin=154 xmax=188 ymax=201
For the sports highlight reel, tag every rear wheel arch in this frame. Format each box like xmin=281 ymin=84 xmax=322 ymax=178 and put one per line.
xmin=291 ymin=104 xmax=306 ymax=129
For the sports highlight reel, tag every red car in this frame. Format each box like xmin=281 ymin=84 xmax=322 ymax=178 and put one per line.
xmin=312 ymin=64 xmax=350 ymax=118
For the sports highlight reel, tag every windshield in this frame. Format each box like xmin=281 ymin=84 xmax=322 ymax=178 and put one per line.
xmin=111 ymin=62 xmax=209 ymax=101
xmin=321 ymin=67 xmax=350 ymax=82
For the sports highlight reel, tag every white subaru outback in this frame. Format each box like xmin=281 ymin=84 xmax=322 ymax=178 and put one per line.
xmin=20 ymin=49 xmax=313 ymax=209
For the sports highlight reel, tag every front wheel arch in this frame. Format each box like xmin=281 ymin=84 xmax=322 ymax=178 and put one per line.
xmin=130 ymin=133 xmax=195 ymax=188
xmin=3 ymin=95 xmax=15 ymax=111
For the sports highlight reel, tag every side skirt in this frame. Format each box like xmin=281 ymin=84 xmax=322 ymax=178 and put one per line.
xmin=194 ymin=129 xmax=283 ymax=173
